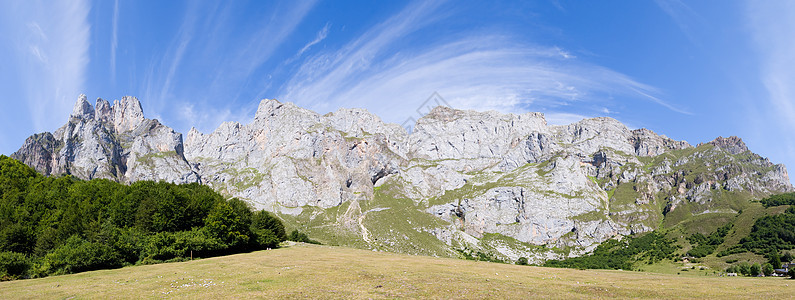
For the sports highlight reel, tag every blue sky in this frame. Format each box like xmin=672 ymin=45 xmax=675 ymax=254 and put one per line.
xmin=1 ymin=0 xmax=795 ymax=180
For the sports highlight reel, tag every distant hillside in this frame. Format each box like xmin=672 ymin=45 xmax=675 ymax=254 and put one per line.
xmin=12 ymin=95 xmax=794 ymax=262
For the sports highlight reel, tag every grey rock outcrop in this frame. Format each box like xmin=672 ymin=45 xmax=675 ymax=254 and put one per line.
xmin=184 ymin=99 xmax=404 ymax=212
xmin=706 ymin=136 xmax=749 ymax=155
xmin=631 ymin=128 xmax=691 ymax=156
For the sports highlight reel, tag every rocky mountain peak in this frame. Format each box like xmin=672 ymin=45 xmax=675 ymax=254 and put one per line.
xmin=112 ymin=96 xmax=145 ymax=133
xmin=424 ymin=106 xmax=461 ymax=121
xmin=95 ymin=98 xmax=113 ymax=123
xmin=325 ymin=107 xmax=390 ymax=137
xmin=707 ymin=136 xmax=748 ymax=155
xmin=254 ymin=99 xmax=283 ymax=119
xmin=13 ymin=94 xmax=198 ymax=184
xmin=70 ymin=94 xmax=94 ymax=119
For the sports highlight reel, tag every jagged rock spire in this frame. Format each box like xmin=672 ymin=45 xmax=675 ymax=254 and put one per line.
xmin=71 ymin=94 xmax=94 ymax=119
xmin=112 ymin=96 xmax=145 ymax=133
xmin=95 ymin=98 xmax=113 ymax=123
xmin=254 ymin=99 xmax=282 ymax=119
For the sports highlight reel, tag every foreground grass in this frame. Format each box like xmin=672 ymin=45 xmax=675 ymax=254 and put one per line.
xmin=2 ymin=244 xmax=792 ymax=299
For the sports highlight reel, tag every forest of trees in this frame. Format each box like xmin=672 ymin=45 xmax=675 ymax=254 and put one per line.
xmin=543 ymin=232 xmax=679 ymax=270
xmin=0 ymin=155 xmax=291 ymax=280
xmin=718 ymin=196 xmax=795 ymax=265
xmin=759 ymin=192 xmax=795 ymax=207
xmin=739 ymin=206 xmax=795 ymax=254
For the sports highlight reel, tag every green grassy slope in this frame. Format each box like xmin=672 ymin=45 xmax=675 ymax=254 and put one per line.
xmin=1 ymin=243 xmax=791 ymax=299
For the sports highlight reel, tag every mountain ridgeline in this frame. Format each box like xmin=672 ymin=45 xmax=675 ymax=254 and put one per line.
xmin=12 ymin=95 xmax=794 ymax=262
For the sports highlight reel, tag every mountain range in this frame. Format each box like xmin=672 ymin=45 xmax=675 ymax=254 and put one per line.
xmin=12 ymin=95 xmax=793 ymax=262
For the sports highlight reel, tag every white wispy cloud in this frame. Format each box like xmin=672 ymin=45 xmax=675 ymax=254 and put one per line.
xmin=177 ymin=102 xmax=238 ymax=134
xmin=278 ymin=0 xmax=687 ymax=127
xmin=160 ymin=38 xmax=191 ymax=103
xmin=140 ymin=1 xmax=200 ymax=113
xmin=654 ymin=0 xmax=706 ymax=48
xmin=296 ymin=23 xmax=330 ymax=58
xmin=745 ymin=1 xmax=795 ymax=169
xmin=278 ymin=0 xmax=447 ymax=108
xmin=0 ymin=0 xmax=91 ymax=133
xmin=209 ymin=0 xmax=317 ymax=102
xmin=140 ymin=1 xmax=317 ymax=134
xmin=110 ymin=0 xmax=119 ymax=80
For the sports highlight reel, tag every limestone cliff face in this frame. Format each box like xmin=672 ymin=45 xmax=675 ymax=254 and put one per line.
xmin=12 ymin=95 xmax=794 ymax=261
xmin=183 ymin=100 xmax=405 ymax=211
xmin=12 ymin=95 xmax=198 ymax=184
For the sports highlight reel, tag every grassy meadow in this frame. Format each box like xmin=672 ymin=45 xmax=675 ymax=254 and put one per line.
xmin=1 ymin=243 xmax=791 ymax=299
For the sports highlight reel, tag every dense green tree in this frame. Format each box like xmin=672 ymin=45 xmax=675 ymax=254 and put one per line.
xmin=737 ymin=262 xmax=751 ymax=276
xmin=783 ymin=252 xmax=794 ymax=263
xmin=762 ymin=263 xmax=774 ymax=276
xmin=288 ymin=230 xmax=321 ymax=244
xmin=750 ymin=263 xmax=761 ymax=277
xmin=140 ymin=229 xmax=223 ymax=263
xmin=131 ymin=181 xmax=187 ymax=232
xmin=250 ymin=210 xmax=287 ymax=248
xmin=0 ymin=155 xmax=37 ymax=195
xmin=0 ymin=223 xmax=33 ymax=253
xmin=204 ymin=201 xmax=251 ymax=249
xmin=769 ymin=251 xmax=782 ymax=269
xmin=740 ymin=206 xmax=795 ymax=254
xmin=180 ymin=183 xmax=224 ymax=229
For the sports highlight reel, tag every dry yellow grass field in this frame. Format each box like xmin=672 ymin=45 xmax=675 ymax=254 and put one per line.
xmin=1 ymin=243 xmax=791 ymax=299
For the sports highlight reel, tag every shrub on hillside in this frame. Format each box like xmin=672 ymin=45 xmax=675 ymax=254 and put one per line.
xmin=762 ymin=263 xmax=774 ymax=276
xmin=250 ymin=210 xmax=287 ymax=249
xmin=783 ymin=252 xmax=793 ymax=263
xmin=288 ymin=230 xmax=320 ymax=244
xmin=140 ymin=229 xmax=223 ymax=262
xmin=686 ymin=224 xmax=732 ymax=258
xmin=749 ymin=263 xmax=761 ymax=277
xmin=736 ymin=262 xmax=751 ymax=276
xmin=0 ymin=251 xmax=30 ymax=280
xmin=34 ymin=235 xmax=123 ymax=276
